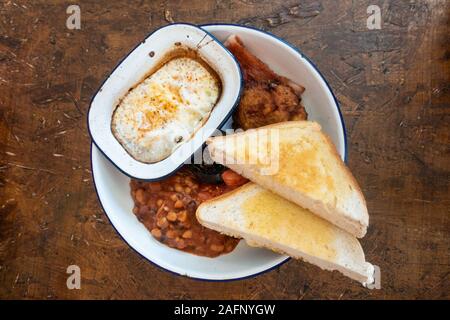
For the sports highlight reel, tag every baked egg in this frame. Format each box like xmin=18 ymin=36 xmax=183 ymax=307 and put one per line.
xmin=112 ymin=56 xmax=221 ymax=163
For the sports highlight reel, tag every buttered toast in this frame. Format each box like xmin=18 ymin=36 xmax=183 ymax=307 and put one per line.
xmin=196 ymin=183 xmax=374 ymax=285
xmin=206 ymin=121 xmax=369 ymax=238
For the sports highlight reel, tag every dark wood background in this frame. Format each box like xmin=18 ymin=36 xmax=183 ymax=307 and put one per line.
xmin=0 ymin=0 xmax=448 ymax=299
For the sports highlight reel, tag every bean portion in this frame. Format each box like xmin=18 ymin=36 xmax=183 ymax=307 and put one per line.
xmin=130 ymin=167 xmax=243 ymax=257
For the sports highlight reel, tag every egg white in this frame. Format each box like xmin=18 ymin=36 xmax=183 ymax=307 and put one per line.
xmin=112 ymin=57 xmax=220 ymax=163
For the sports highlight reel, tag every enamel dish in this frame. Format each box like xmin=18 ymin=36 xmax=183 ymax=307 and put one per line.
xmin=90 ymin=24 xmax=347 ymax=280
xmin=88 ymin=23 xmax=242 ymax=180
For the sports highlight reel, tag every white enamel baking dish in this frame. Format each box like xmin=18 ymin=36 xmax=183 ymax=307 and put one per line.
xmin=88 ymin=23 xmax=242 ymax=180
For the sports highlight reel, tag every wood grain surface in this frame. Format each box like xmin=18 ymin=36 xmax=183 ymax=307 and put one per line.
xmin=0 ymin=0 xmax=449 ymax=299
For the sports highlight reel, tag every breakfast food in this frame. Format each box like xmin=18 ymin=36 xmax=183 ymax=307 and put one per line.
xmin=120 ymin=33 xmax=372 ymax=286
xmin=225 ymin=35 xmax=307 ymax=129
xmin=206 ymin=121 xmax=369 ymax=238
xmin=130 ymin=168 xmax=247 ymax=257
xmin=196 ymin=183 xmax=374 ymax=285
xmin=112 ymin=51 xmax=221 ymax=163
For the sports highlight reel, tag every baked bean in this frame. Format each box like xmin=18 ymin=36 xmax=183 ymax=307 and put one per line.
xmin=176 ymin=237 xmax=186 ymax=249
xmin=184 ymin=187 xmax=191 ymax=194
xmin=157 ymin=217 xmax=169 ymax=229
xmin=174 ymin=183 xmax=183 ymax=193
xmin=170 ymin=194 xmax=178 ymax=202
xmin=166 ymin=230 xmax=177 ymax=239
xmin=174 ymin=200 xmax=184 ymax=209
xmin=135 ymin=189 xmax=146 ymax=204
xmin=151 ymin=228 xmax=162 ymax=238
xmin=210 ymin=244 xmax=224 ymax=252
xmin=167 ymin=211 xmax=177 ymax=222
xmin=177 ymin=210 xmax=187 ymax=222
xmin=185 ymin=177 xmax=193 ymax=187
xmin=186 ymin=178 xmax=199 ymax=189
xmin=132 ymin=206 xmax=138 ymax=214
xmin=182 ymin=230 xmax=192 ymax=239
xmin=156 ymin=199 xmax=163 ymax=207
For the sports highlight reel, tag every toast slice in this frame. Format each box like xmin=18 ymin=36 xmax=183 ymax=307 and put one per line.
xmin=196 ymin=183 xmax=374 ymax=285
xmin=207 ymin=121 xmax=369 ymax=238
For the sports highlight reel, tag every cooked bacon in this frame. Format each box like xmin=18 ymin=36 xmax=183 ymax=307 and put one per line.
xmin=225 ymin=35 xmax=308 ymax=130
xmin=225 ymin=35 xmax=280 ymax=84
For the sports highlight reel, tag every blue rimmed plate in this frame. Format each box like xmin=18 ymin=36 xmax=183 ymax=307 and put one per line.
xmin=90 ymin=23 xmax=347 ymax=281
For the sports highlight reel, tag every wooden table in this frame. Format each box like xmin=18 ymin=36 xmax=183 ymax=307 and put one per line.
xmin=0 ymin=0 xmax=448 ymax=299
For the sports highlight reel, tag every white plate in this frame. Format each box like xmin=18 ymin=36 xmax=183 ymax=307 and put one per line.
xmin=88 ymin=23 xmax=242 ymax=180
xmin=91 ymin=24 xmax=347 ymax=281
